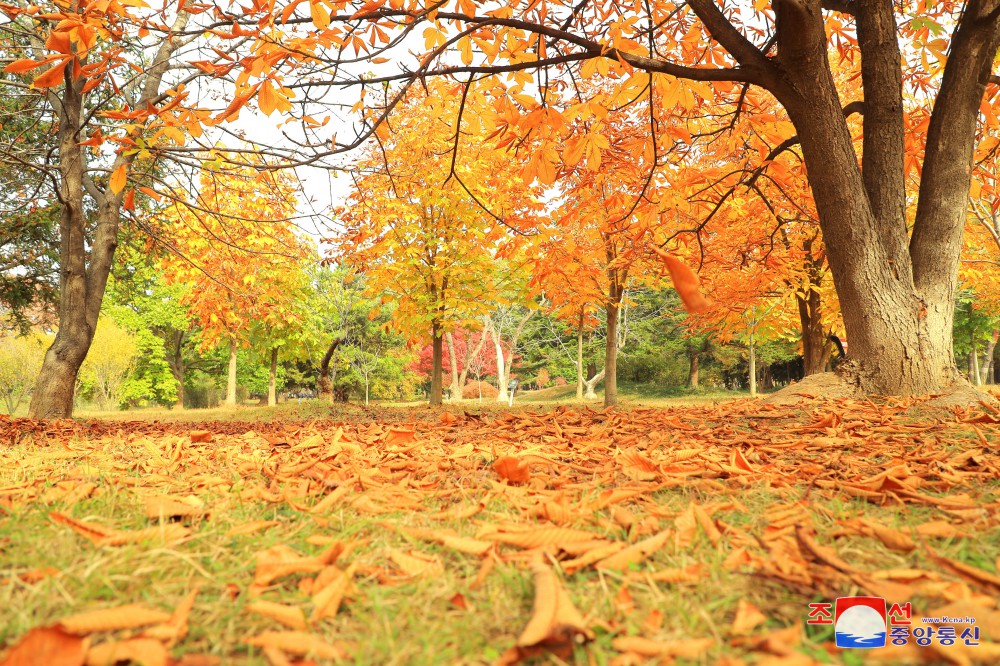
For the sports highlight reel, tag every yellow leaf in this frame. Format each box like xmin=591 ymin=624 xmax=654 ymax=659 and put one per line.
xmin=109 ymin=164 xmax=127 ymax=194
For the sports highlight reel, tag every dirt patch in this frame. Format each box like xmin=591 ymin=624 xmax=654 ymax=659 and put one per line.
xmin=762 ymin=372 xmax=860 ymax=405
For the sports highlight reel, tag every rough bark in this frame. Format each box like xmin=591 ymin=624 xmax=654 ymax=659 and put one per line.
xmin=226 ymin=339 xmax=238 ymax=406
xmin=28 ymin=12 xmax=191 ymax=418
xmin=797 ymin=289 xmax=832 ymax=376
xmin=688 ymin=350 xmax=700 ymax=388
xmin=317 ymin=338 xmax=340 ymax=400
xmin=429 ymin=322 xmax=444 ymax=406
xmin=268 ymin=347 xmax=278 ymax=406
xmin=445 ymin=332 xmax=462 ymax=400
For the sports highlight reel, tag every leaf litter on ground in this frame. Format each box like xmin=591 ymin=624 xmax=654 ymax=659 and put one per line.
xmin=0 ymin=396 xmax=998 ymax=664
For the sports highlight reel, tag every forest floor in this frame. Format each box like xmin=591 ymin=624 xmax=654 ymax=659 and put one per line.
xmin=1 ymin=396 xmax=999 ymax=665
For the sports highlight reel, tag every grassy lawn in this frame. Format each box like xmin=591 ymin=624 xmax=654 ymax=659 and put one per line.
xmin=1 ymin=395 xmax=998 ymax=664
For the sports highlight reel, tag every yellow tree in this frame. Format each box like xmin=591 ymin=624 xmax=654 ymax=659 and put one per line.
xmin=331 ymin=82 xmax=539 ymax=405
xmin=161 ymin=155 xmax=308 ymax=405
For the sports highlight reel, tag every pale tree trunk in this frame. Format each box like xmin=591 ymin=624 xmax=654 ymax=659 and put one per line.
xmin=446 ymin=332 xmax=462 ymax=400
xmin=493 ymin=329 xmax=507 ymax=402
xmin=981 ymin=331 xmax=999 ymax=384
xmin=604 ymin=302 xmax=619 ymax=407
xmin=457 ymin=325 xmax=488 ymax=391
xmin=748 ymin=329 xmax=757 ymax=398
xmin=688 ymin=350 xmax=700 ymax=388
xmin=584 ymin=367 xmax=605 ymax=399
xmin=576 ymin=310 xmax=585 ymax=400
xmin=429 ymin=321 xmax=444 ymax=406
xmin=226 ymin=339 xmax=238 ymax=406
xmin=28 ymin=12 xmax=191 ymax=418
xmin=970 ymin=350 xmax=981 ymax=386
xmin=268 ymin=347 xmax=278 ymax=406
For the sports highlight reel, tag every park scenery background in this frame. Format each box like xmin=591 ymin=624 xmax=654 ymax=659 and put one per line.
xmin=1 ymin=0 xmax=1000 ymax=664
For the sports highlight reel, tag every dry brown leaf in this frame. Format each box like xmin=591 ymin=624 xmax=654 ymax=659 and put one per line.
xmin=494 ymin=456 xmax=531 ymax=485
xmin=60 ymin=604 xmax=172 ymax=634
xmin=311 ymin=562 xmax=356 ymax=622
xmin=863 ymin=520 xmax=916 ymax=552
xmin=483 ymin=527 xmax=598 ymax=549
xmin=86 ymin=639 xmax=167 ymax=666
xmin=247 ymin=600 xmax=308 ymax=630
xmin=245 ymin=631 xmax=347 ymax=659
xmin=226 ymin=520 xmax=281 ymax=536
xmin=0 ymin=625 xmax=88 ymax=666
xmin=731 ymin=599 xmax=767 ymax=635
xmin=611 ymin=636 xmax=713 ymax=658
xmin=646 ymin=564 xmax=702 ymax=584
xmin=253 ymin=545 xmax=326 ymax=586
xmin=517 ymin=556 xmax=594 ymax=649
xmin=143 ymin=495 xmax=204 ymax=519
xmin=49 ymin=512 xmax=116 ymax=545
xmin=597 ymin=529 xmax=671 ymax=571
xmin=309 ymin=485 xmax=351 ymax=514
xmin=692 ymin=502 xmax=722 ymax=545
xmin=387 ymin=548 xmax=443 ymax=578
xmin=100 ymin=523 xmax=190 ymax=546
xmin=384 ymin=428 xmax=416 ymax=445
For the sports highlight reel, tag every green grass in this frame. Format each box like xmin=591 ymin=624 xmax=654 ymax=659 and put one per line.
xmin=2 ymin=399 xmax=998 ymax=664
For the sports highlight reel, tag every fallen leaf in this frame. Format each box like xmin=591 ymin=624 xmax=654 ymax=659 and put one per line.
xmin=517 ymin=556 xmax=594 ymax=650
xmin=247 ymin=600 xmax=308 ymax=630
xmin=0 ymin=626 xmax=88 ymax=666
xmin=60 ymin=605 xmax=172 ymax=634
xmin=611 ymin=636 xmax=713 ymax=658
xmin=731 ymin=599 xmax=767 ymax=635
xmin=189 ymin=430 xmax=213 ymax=443
xmin=86 ymin=639 xmax=167 ymax=666
xmin=245 ymin=631 xmax=347 ymax=659
xmin=494 ymin=456 xmax=530 ymax=485
xmin=597 ymin=529 xmax=671 ymax=571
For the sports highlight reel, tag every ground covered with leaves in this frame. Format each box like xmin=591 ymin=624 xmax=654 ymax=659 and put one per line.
xmin=1 ymin=398 xmax=999 ymax=665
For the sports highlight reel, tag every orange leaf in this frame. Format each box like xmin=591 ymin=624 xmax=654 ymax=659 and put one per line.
xmin=85 ymin=639 xmax=167 ymax=666
xmin=60 ymin=605 xmax=172 ymax=634
xmin=245 ymin=632 xmax=347 ymax=659
xmin=483 ymin=527 xmax=598 ymax=549
xmin=517 ymin=556 xmax=594 ymax=649
xmin=4 ymin=58 xmax=45 ymax=74
xmin=384 ymin=428 xmax=415 ymax=445
xmin=611 ymin=636 xmax=713 ymax=659
xmin=0 ymin=626 xmax=87 ymax=666
xmin=494 ymin=456 xmax=530 ymax=485
xmin=651 ymin=246 xmax=712 ymax=313
xmin=731 ymin=599 xmax=767 ymax=635
xmin=49 ymin=512 xmax=115 ymax=545
xmin=31 ymin=63 xmax=66 ymax=88
xmin=246 ymin=600 xmax=307 ymax=630
xmin=596 ymin=529 xmax=671 ymax=571
xmin=189 ymin=430 xmax=213 ymax=442
xmin=109 ymin=164 xmax=127 ymax=195
xmin=226 ymin=520 xmax=280 ymax=536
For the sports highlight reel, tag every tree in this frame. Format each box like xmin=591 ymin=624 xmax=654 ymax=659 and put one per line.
xmin=332 ymin=82 xmax=539 ymax=405
xmin=0 ymin=1 xmax=207 ymax=417
xmin=0 ymin=332 xmax=47 ymax=414
xmin=240 ymin=0 xmax=1000 ymax=398
xmin=79 ymin=318 xmax=138 ymax=411
xmin=160 ymin=157 xmax=304 ymax=406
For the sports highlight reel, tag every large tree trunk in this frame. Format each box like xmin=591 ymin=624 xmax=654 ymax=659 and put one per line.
xmin=576 ymin=310 xmax=585 ymax=400
xmin=688 ymin=349 xmax=700 ymax=388
xmin=317 ymin=338 xmax=340 ymax=401
xmin=429 ymin=323 xmax=444 ymax=406
xmin=758 ymin=0 xmax=1000 ymax=396
xmin=795 ymin=249 xmax=832 ymax=376
xmin=446 ymin=332 xmax=462 ymax=400
xmin=225 ymin=339 xmax=238 ymax=406
xmin=604 ymin=302 xmax=619 ymax=407
xmin=27 ymin=12 xmax=190 ymax=418
xmin=268 ymin=347 xmax=278 ymax=406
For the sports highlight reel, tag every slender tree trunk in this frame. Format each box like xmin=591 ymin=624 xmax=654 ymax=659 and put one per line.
xmin=970 ymin=350 xmax=981 ymax=386
xmin=584 ymin=367 xmax=605 ymax=399
xmin=446 ymin=332 xmax=462 ymax=400
xmin=226 ymin=339 xmax=238 ymax=406
xmin=796 ymin=282 xmax=832 ymax=376
xmin=491 ymin=325 xmax=508 ymax=402
xmin=364 ymin=379 xmax=369 ymax=406
xmin=688 ymin=350 xmax=700 ymax=388
xmin=457 ymin=326 xmax=487 ymax=391
xmin=268 ymin=347 xmax=278 ymax=406
xmin=576 ymin=311 xmax=585 ymax=401
xmin=748 ymin=328 xmax=757 ymax=398
xmin=981 ymin=331 xmax=999 ymax=384
xmin=604 ymin=302 xmax=619 ymax=407
xmin=429 ymin=322 xmax=444 ymax=406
